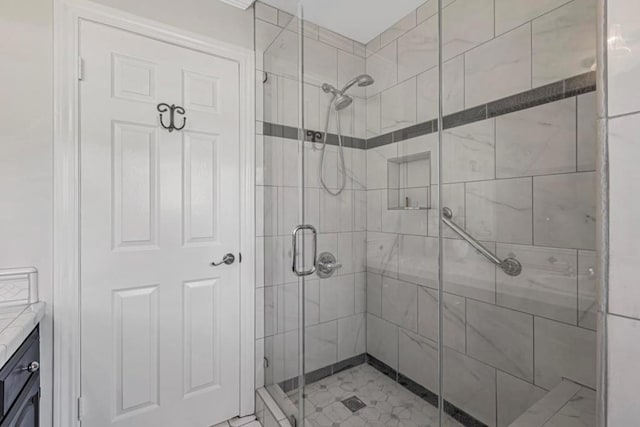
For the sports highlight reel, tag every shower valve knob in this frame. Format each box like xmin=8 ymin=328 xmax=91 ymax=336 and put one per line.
xmin=316 ymin=252 xmax=342 ymax=278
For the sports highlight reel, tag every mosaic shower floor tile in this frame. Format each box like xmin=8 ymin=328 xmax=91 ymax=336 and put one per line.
xmin=288 ymin=364 xmax=463 ymax=427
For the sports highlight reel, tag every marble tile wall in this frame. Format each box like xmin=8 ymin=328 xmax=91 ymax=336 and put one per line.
xmin=365 ymin=0 xmax=598 ymax=138
xmin=604 ymin=0 xmax=640 ymax=424
xmin=256 ymin=2 xmax=367 ymax=139
xmin=256 ymin=1 xmax=599 ymax=426
xmin=255 ymin=1 xmax=368 ymax=391
xmin=365 ymin=98 xmax=597 ymax=425
xmin=364 ymin=1 xmax=597 ymax=423
xmin=258 ymin=142 xmax=368 ymax=382
xmin=367 ymin=2 xmax=595 ymax=418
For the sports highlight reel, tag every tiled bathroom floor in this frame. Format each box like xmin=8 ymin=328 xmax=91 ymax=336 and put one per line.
xmin=289 ymin=364 xmax=462 ymax=427
xmin=213 ymin=417 xmax=262 ymax=427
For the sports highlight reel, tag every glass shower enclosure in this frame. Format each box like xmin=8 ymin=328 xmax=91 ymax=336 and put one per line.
xmin=255 ymin=0 xmax=598 ymax=425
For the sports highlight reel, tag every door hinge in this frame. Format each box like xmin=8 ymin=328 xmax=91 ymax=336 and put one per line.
xmin=78 ymin=57 xmax=85 ymax=81
xmin=77 ymin=396 xmax=85 ymax=421
xmin=239 ymin=252 xmax=242 ymax=263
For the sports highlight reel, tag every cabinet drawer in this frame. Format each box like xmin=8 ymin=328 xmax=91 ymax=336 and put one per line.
xmin=0 ymin=373 xmax=38 ymax=427
xmin=0 ymin=328 xmax=39 ymax=418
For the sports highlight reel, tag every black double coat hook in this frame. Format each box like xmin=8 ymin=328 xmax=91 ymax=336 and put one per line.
xmin=157 ymin=103 xmax=187 ymax=132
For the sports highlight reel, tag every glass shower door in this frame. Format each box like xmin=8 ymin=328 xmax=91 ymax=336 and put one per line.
xmin=437 ymin=0 xmax=598 ymax=425
xmin=296 ymin=1 xmax=442 ymax=426
xmin=258 ymin=6 xmax=307 ymax=425
xmin=258 ymin=0 xmax=598 ymax=425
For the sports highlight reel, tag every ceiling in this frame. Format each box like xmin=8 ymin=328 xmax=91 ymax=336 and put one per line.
xmin=260 ymin=0 xmax=426 ymax=44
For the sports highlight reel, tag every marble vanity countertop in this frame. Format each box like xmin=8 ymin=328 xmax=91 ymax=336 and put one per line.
xmin=0 ymin=302 xmax=45 ymax=368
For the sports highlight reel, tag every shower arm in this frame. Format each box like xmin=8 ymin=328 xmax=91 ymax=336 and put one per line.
xmin=441 ymin=207 xmax=522 ymax=277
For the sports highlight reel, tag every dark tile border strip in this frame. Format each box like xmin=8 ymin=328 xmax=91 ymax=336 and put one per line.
xmin=277 ymin=353 xmax=366 ymax=394
xmin=262 ymin=71 xmax=595 ymax=153
xmin=262 ymin=122 xmax=299 ymax=141
xmin=366 ymin=354 xmax=488 ymax=427
xmin=564 ymin=72 xmax=597 ymax=97
xmin=443 ymin=105 xmax=488 ymax=130
xmin=366 ymin=352 xmax=398 ymax=381
xmin=366 ymin=132 xmax=393 ymax=149
xmin=443 ymin=400 xmax=489 ymax=427
xmin=392 ymin=120 xmax=435 ymax=143
xmin=262 ymin=122 xmax=367 ymax=150
xmin=487 ymin=80 xmax=565 ymax=118
xmin=381 ymin=71 xmax=595 ymax=149
xmin=398 ymin=372 xmax=439 ymax=408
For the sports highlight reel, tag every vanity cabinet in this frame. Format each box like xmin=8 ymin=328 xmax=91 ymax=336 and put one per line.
xmin=0 ymin=328 xmax=39 ymax=427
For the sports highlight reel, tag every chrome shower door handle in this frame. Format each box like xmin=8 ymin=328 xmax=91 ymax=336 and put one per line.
xmin=292 ymin=225 xmax=317 ymax=277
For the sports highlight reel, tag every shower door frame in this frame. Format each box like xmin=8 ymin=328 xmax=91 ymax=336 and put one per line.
xmin=294 ymin=6 xmax=308 ymax=425
xmin=52 ymin=2 xmax=256 ymax=426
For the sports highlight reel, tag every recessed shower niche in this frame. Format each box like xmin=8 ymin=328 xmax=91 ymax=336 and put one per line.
xmin=387 ymin=151 xmax=431 ymax=210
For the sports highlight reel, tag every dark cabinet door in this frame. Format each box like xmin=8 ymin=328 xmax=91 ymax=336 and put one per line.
xmin=1 ymin=374 xmax=39 ymax=427
xmin=0 ymin=328 xmax=39 ymax=418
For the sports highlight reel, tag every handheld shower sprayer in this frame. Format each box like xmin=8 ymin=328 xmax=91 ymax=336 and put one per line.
xmin=319 ymin=74 xmax=374 ymax=196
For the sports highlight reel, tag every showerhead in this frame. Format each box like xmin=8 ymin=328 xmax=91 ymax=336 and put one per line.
xmin=322 ymin=74 xmax=375 ymax=101
xmin=333 ymin=93 xmax=353 ymax=111
xmin=321 ymin=74 xmax=374 ymax=112
xmin=340 ymin=73 xmax=375 ymax=93
xmin=322 ymin=82 xmax=352 ymax=110
xmin=354 ymin=74 xmax=374 ymax=87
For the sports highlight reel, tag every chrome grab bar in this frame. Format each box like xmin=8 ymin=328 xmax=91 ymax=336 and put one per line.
xmin=442 ymin=207 xmax=522 ymax=277
xmin=292 ymin=224 xmax=317 ymax=276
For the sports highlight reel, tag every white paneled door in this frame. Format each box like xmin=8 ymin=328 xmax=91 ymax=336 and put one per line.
xmin=80 ymin=21 xmax=241 ymax=427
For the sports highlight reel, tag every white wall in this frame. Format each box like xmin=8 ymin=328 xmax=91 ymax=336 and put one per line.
xmin=603 ymin=0 xmax=640 ymax=425
xmin=92 ymin=0 xmax=254 ymax=49
xmin=0 ymin=1 xmax=253 ymax=425
xmin=0 ymin=0 xmax=54 ymax=424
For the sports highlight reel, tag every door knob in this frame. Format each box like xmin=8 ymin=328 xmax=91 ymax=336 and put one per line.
xmin=211 ymin=253 xmax=235 ymax=266
xmin=22 ymin=361 xmax=39 ymax=373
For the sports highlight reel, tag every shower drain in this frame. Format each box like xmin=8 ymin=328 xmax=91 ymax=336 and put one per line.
xmin=341 ymin=396 xmax=366 ymax=413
